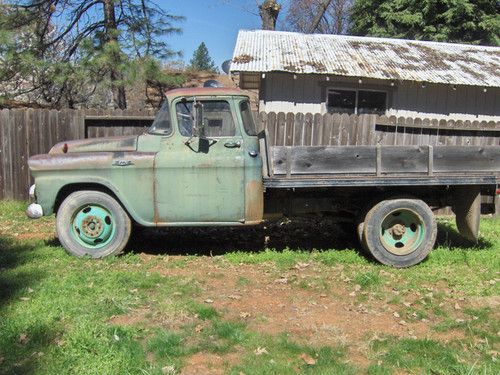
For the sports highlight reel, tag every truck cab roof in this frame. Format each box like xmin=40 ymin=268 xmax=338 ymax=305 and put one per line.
xmin=165 ymin=87 xmax=246 ymax=100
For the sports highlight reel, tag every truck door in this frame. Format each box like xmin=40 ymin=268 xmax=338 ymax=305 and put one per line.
xmin=154 ymin=98 xmax=246 ymax=223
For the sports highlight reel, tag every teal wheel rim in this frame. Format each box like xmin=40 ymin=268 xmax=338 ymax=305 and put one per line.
xmin=71 ymin=205 xmax=115 ymax=249
xmin=379 ymin=209 xmax=425 ymax=256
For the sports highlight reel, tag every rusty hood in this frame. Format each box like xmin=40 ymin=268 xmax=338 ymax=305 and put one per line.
xmin=49 ymin=135 xmax=138 ymax=154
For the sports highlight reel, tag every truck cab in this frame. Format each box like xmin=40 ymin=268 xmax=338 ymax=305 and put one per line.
xmin=27 ymin=88 xmax=264 ymax=257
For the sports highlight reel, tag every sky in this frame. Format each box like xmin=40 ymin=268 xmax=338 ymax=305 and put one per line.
xmin=165 ymin=0 xmax=283 ymax=70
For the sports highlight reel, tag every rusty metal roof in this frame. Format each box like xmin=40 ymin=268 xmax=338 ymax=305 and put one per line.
xmin=231 ymin=30 xmax=500 ymax=87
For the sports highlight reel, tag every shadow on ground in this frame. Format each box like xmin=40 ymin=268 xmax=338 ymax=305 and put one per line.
xmin=436 ymin=222 xmax=493 ymax=250
xmin=127 ymin=217 xmax=359 ymax=256
xmin=0 ymin=235 xmax=52 ymax=375
xmin=126 ymin=217 xmax=492 ymax=257
xmin=0 ymin=236 xmax=46 ymax=309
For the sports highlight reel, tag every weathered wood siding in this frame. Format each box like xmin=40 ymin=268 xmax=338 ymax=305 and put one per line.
xmin=260 ymin=73 xmax=500 ymax=121
xmin=0 ymin=109 xmax=154 ymax=200
xmin=0 ymin=109 xmax=498 ymax=204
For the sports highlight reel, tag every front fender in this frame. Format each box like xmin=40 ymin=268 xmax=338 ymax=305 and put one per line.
xmin=30 ymin=152 xmax=156 ymax=226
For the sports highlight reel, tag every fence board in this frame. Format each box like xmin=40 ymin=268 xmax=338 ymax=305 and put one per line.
xmin=0 ymin=108 xmax=498 ymax=200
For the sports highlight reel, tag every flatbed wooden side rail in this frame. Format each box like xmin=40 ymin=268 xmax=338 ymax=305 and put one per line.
xmin=269 ymin=145 xmax=500 ymax=177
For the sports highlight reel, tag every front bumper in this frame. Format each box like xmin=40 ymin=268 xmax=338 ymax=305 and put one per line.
xmin=26 ymin=184 xmax=43 ymax=219
xmin=26 ymin=203 xmax=43 ymax=219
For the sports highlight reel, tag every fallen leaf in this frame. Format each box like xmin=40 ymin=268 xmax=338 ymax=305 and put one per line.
xmin=255 ymin=347 xmax=268 ymax=356
xmin=398 ymin=320 xmax=407 ymax=326
xmin=19 ymin=297 xmax=30 ymax=301
xmin=18 ymin=333 xmax=29 ymax=345
xmin=27 ymin=288 xmax=34 ymax=293
xmin=204 ymin=299 xmax=214 ymax=304
xmin=300 ymin=353 xmax=316 ymax=365
xmin=454 ymin=303 xmax=461 ymax=310
xmin=294 ymin=262 xmax=310 ymax=270
xmin=162 ymin=365 xmax=176 ymax=374
xmin=228 ymin=294 xmax=242 ymax=300
xmin=354 ymin=284 xmax=361 ymax=292
xmin=195 ymin=324 xmax=204 ymax=333
xmin=240 ymin=312 xmax=251 ymax=319
xmin=274 ymin=278 xmax=288 ymax=284
xmin=393 ymin=312 xmax=400 ymax=318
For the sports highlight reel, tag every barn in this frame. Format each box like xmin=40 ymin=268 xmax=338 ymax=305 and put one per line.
xmin=230 ymin=30 xmax=500 ymax=121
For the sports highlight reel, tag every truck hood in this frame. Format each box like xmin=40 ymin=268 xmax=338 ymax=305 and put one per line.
xmin=49 ymin=135 xmax=138 ymax=154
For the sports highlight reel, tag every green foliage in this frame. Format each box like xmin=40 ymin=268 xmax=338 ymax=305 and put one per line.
xmin=0 ymin=1 xmax=185 ymax=108
xmin=350 ymin=0 xmax=500 ymax=45
xmin=189 ymin=42 xmax=218 ymax=73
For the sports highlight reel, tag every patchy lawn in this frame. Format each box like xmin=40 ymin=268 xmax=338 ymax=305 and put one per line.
xmin=0 ymin=200 xmax=499 ymax=374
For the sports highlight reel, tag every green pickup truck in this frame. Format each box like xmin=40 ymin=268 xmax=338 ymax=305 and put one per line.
xmin=26 ymin=87 xmax=499 ymax=267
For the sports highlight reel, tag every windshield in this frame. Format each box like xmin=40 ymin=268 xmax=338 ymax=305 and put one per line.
xmin=240 ymin=100 xmax=257 ymax=136
xmin=148 ymin=101 xmax=172 ymax=135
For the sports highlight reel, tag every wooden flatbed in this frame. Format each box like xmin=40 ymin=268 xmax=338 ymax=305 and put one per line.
xmin=260 ymin=132 xmax=500 ymax=189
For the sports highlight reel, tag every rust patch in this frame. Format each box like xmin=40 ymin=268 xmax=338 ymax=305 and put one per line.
xmin=153 ymin=154 xmax=159 ymax=225
xmin=245 ymin=180 xmax=264 ymax=223
xmin=232 ymin=54 xmax=254 ymax=63
xmin=49 ymin=135 xmax=138 ymax=154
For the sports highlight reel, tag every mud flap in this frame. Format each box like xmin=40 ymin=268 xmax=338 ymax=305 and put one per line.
xmin=452 ymin=186 xmax=481 ymax=242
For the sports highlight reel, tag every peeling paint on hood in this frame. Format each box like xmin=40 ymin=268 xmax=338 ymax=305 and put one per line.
xmin=49 ymin=135 xmax=138 ymax=154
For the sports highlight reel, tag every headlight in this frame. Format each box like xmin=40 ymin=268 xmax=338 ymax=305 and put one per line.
xmin=29 ymin=184 xmax=36 ymax=200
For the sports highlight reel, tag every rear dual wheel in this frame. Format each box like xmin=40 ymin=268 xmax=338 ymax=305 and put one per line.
xmin=360 ymin=199 xmax=437 ymax=267
xmin=56 ymin=191 xmax=131 ymax=258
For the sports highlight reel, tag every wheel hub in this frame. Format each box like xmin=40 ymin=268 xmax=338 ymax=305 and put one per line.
xmin=81 ymin=215 xmax=104 ymax=238
xmin=390 ymin=223 xmax=406 ymax=238
xmin=380 ymin=209 xmax=425 ymax=256
xmin=72 ymin=205 xmax=115 ymax=248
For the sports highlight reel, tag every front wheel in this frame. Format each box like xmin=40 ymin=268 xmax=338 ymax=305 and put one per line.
xmin=362 ymin=199 xmax=437 ymax=267
xmin=56 ymin=190 xmax=132 ymax=258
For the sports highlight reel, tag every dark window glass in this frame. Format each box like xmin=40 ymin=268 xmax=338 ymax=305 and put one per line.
xmin=358 ymin=91 xmax=387 ymax=115
xmin=240 ymin=100 xmax=257 ymax=136
xmin=327 ymin=90 xmax=356 ymax=114
xmin=176 ymin=100 xmax=236 ymax=137
xmin=149 ymin=101 xmax=172 ymax=135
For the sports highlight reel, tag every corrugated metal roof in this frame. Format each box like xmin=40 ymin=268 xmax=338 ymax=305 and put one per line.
xmin=231 ymin=30 xmax=500 ymax=87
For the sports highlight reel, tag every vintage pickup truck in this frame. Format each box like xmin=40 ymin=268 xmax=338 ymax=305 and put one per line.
xmin=26 ymin=87 xmax=499 ymax=267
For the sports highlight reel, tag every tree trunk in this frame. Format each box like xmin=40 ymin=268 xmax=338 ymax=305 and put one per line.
xmin=308 ymin=0 xmax=333 ymax=33
xmin=259 ymin=0 xmax=281 ymax=31
xmin=103 ymin=0 xmax=127 ymax=109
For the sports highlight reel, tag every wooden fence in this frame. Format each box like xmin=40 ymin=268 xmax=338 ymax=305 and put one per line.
xmin=1 ymin=109 xmax=499 ymax=201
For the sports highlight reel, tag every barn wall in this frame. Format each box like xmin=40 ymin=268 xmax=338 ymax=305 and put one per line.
xmin=259 ymin=73 xmax=500 ymax=121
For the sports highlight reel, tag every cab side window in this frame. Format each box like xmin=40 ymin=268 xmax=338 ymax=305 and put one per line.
xmin=176 ymin=100 xmax=236 ymax=137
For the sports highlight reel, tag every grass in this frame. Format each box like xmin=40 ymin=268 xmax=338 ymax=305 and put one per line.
xmin=0 ymin=200 xmax=499 ymax=374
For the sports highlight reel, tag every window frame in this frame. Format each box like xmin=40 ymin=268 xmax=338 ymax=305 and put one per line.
xmin=172 ymin=97 xmax=241 ymax=139
xmin=326 ymin=87 xmax=388 ymax=115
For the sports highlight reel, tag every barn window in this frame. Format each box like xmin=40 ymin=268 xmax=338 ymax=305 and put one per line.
xmin=327 ymin=89 xmax=387 ymax=115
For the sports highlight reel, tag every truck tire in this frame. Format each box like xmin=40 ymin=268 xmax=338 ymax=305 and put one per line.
xmin=362 ymin=199 xmax=437 ymax=267
xmin=56 ymin=190 xmax=131 ymax=258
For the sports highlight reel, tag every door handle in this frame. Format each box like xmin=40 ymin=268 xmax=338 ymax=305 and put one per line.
xmin=224 ymin=141 xmax=241 ymax=148
xmin=248 ymin=150 xmax=258 ymax=157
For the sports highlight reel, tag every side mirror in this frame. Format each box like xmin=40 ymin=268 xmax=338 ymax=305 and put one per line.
xmin=193 ymin=101 xmax=205 ymax=138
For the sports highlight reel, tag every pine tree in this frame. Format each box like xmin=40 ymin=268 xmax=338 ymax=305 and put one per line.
xmin=0 ymin=1 xmax=185 ymax=108
xmin=189 ymin=42 xmax=218 ymax=73
xmin=349 ymin=0 xmax=499 ymax=46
